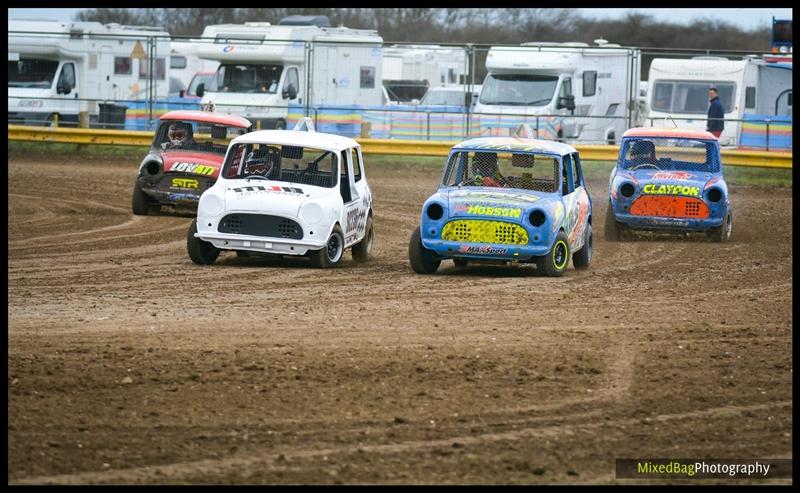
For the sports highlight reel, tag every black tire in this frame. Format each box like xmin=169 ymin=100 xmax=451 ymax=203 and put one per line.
xmin=132 ymin=182 xmax=150 ymax=216
xmin=408 ymin=227 xmax=440 ymax=274
xmin=351 ymin=215 xmax=374 ymax=263
xmin=187 ymin=219 xmax=220 ymax=265
xmin=311 ymin=225 xmax=345 ymax=268
xmin=453 ymin=257 xmax=469 ymax=268
xmin=537 ymin=230 xmax=570 ymax=277
xmin=274 ymin=120 xmax=286 ymax=130
xmin=707 ymin=211 xmax=733 ymax=242
xmin=604 ymin=201 xmax=623 ymax=241
xmin=573 ymin=223 xmax=592 ymax=269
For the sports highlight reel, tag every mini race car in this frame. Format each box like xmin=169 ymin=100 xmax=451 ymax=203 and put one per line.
xmin=132 ymin=110 xmax=252 ymax=214
xmin=606 ymin=128 xmax=732 ymax=242
xmin=409 ymin=137 xmax=592 ymax=277
xmin=187 ymin=118 xmax=374 ymax=268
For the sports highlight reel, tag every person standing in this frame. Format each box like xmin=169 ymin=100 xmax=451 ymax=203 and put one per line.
xmin=706 ymin=87 xmax=725 ymax=139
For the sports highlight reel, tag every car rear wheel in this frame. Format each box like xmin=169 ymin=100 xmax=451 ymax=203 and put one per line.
xmin=311 ymin=225 xmax=345 ymax=268
xmin=132 ymin=182 xmax=150 ymax=215
xmin=604 ymin=201 xmax=623 ymax=241
xmin=351 ymin=216 xmax=374 ymax=263
xmin=573 ymin=224 xmax=592 ymax=269
xmin=537 ymin=230 xmax=570 ymax=277
xmin=707 ymin=211 xmax=733 ymax=242
xmin=408 ymin=227 xmax=440 ymax=274
xmin=187 ymin=219 xmax=220 ymax=265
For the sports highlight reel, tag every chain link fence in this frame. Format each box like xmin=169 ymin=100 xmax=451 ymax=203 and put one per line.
xmin=8 ymin=24 xmax=792 ymax=150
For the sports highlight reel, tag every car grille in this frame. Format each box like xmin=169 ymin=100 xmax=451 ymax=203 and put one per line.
xmin=218 ymin=214 xmax=303 ymax=239
xmin=630 ymin=196 xmax=709 ymax=219
xmin=441 ymin=220 xmax=528 ymax=245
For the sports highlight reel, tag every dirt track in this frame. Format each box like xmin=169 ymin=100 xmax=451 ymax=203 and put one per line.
xmin=7 ymin=156 xmax=792 ymax=484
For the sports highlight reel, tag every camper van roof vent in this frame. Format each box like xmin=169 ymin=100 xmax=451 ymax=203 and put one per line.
xmin=243 ymin=22 xmax=272 ymax=27
xmin=691 ymin=56 xmax=728 ymax=61
xmin=214 ymin=32 xmax=266 ymax=43
xmin=279 ymin=15 xmax=331 ymax=27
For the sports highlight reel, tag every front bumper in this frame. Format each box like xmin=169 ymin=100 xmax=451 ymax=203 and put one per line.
xmin=196 ymin=231 xmax=325 ymax=256
xmin=421 ymin=237 xmax=551 ymax=262
xmin=138 ymin=174 xmax=212 ymax=208
xmin=613 ymin=211 xmax=724 ymax=231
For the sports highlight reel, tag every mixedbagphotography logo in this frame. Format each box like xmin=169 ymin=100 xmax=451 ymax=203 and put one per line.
xmin=616 ymin=459 xmax=792 ymax=479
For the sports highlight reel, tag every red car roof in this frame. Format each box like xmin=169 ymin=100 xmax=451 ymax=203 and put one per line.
xmin=160 ymin=110 xmax=251 ymax=128
xmin=623 ymin=127 xmax=717 ymax=140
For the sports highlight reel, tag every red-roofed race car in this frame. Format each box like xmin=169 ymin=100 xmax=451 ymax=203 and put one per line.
xmin=132 ymin=110 xmax=252 ymax=214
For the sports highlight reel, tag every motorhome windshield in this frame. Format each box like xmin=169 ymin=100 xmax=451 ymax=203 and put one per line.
xmin=651 ymin=81 xmax=735 ymax=114
xmin=8 ymin=59 xmax=59 ymax=88
xmin=216 ymin=63 xmax=283 ymax=93
xmin=479 ymin=74 xmax=559 ymax=106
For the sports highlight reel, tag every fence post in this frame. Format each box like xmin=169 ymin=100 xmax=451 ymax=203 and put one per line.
xmin=426 ymin=111 xmax=431 ymax=141
xmin=765 ymin=118 xmax=770 ymax=152
xmin=536 ymin=117 xmax=540 ymax=139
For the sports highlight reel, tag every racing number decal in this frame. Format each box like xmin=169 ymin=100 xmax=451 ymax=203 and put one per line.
xmin=344 ymin=193 xmax=372 ymax=246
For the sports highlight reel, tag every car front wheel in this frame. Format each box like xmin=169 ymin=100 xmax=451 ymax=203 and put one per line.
xmin=312 ymin=225 xmax=345 ymax=268
xmin=537 ymin=230 xmax=570 ymax=277
xmin=132 ymin=182 xmax=150 ymax=215
xmin=408 ymin=226 xmax=440 ymax=274
xmin=187 ymin=219 xmax=220 ymax=265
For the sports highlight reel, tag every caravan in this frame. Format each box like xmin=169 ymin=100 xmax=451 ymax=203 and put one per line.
xmin=647 ymin=55 xmax=793 ymax=147
xmin=474 ymin=41 xmax=640 ymax=144
xmin=195 ymin=20 xmax=384 ymax=129
xmin=8 ymin=20 xmax=171 ymax=126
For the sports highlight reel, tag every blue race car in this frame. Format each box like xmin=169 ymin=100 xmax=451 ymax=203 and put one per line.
xmin=606 ymin=128 xmax=732 ymax=242
xmin=408 ymin=137 xmax=592 ymax=277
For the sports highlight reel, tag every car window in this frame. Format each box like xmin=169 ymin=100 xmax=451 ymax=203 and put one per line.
xmin=223 ymin=142 xmax=337 ymax=188
xmin=442 ymin=150 xmax=559 ymax=193
xmin=571 ymin=152 xmax=582 ymax=189
xmin=351 ymin=148 xmax=362 ymax=182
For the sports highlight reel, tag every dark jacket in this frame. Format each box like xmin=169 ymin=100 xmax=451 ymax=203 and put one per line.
xmin=707 ymin=96 xmax=725 ymax=132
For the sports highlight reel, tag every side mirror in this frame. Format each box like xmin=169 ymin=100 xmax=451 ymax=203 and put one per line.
xmin=283 ymin=84 xmax=298 ymax=100
xmin=57 ymin=81 xmax=72 ymax=95
xmin=196 ymin=83 xmax=205 ymax=98
xmin=179 ymin=89 xmax=185 ymax=98
xmin=557 ymin=95 xmax=575 ymax=111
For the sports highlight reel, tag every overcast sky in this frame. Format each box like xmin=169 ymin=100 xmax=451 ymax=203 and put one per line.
xmin=8 ymin=8 xmax=794 ymax=31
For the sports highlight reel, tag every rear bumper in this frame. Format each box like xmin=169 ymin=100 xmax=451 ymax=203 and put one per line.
xmin=614 ymin=212 xmax=724 ymax=231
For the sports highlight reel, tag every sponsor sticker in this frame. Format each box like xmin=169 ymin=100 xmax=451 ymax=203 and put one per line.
xmin=642 ymin=183 xmax=700 ymax=197
xmin=169 ymin=162 xmax=215 ymax=176
xmin=171 ymin=178 xmax=198 ymax=189
xmin=458 ymin=245 xmax=509 ymax=255
xmin=651 ymin=171 xmax=694 ymax=180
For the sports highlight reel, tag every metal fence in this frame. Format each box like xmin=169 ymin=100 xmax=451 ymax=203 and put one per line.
xmin=8 ymin=26 xmax=792 ymax=151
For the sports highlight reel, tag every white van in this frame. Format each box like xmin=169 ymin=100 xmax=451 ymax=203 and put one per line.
xmin=196 ymin=21 xmax=384 ymax=129
xmin=8 ymin=20 xmax=171 ymax=126
xmin=474 ymin=41 xmax=640 ymax=144
xmin=647 ymin=55 xmax=793 ymax=146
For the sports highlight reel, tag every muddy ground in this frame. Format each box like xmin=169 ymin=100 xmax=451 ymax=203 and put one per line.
xmin=7 ymin=155 xmax=792 ymax=484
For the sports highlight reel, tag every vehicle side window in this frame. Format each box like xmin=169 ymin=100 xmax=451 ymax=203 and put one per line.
xmin=561 ymin=154 xmax=573 ymax=195
xmin=571 ymin=152 xmax=583 ymax=189
xmin=58 ymin=63 xmax=75 ymax=92
xmin=583 ymin=71 xmax=597 ymax=97
xmin=284 ymin=67 xmax=299 ymax=98
xmin=560 ymin=77 xmax=573 ymax=98
xmin=340 ymin=150 xmax=352 ymax=203
xmin=351 ymin=148 xmax=362 ymax=182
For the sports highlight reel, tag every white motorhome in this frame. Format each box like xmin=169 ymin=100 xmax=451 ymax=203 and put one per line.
xmin=474 ymin=41 xmax=641 ymax=144
xmin=8 ymin=20 xmax=171 ymax=126
xmin=168 ymin=40 xmax=220 ymax=95
xmin=196 ymin=22 xmax=383 ymax=129
xmin=647 ymin=55 xmax=793 ymax=146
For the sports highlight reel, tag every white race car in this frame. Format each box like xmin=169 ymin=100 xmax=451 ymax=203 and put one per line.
xmin=187 ymin=118 xmax=374 ymax=267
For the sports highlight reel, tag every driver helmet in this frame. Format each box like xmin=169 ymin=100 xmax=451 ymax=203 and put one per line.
xmin=473 ymin=152 xmax=499 ymax=176
xmin=168 ymin=122 xmax=191 ymax=147
xmin=630 ymin=140 xmax=656 ymax=162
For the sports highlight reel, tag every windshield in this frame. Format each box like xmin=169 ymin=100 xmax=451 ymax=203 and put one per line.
xmin=188 ymin=73 xmax=216 ymax=96
xmin=421 ymin=90 xmax=464 ymax=106
xmin=216 ymin=63 xmax=283 ymax=93
xmin=651 ymin=81 xmax=735 ymax=114
xmin=222 ymin=142 xmax=338 ymax=188
xmin=442 ymin=150 xmax=560 ymax=193
xmin=8 ymin=59 xmax=59 ymax=88
xmin=479 ymin=74 xmax=558 ymax=106
xmin=620 ymin=137 xmax=720 ymax=173
xmin=154 ymin=120 xmax=249 ymax=155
